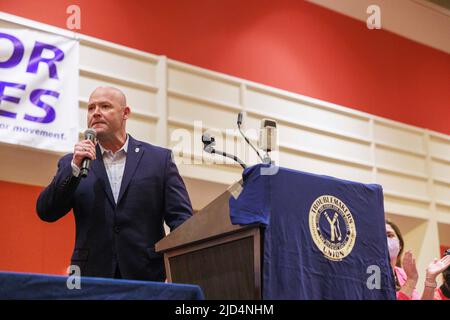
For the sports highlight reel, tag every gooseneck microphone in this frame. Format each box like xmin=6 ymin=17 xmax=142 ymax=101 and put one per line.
xmin=202 ymin=132 xmax=247 ymax=169
xmin=80 ymin=128 xmax=97 ymax=178
xmin=258 ymin=118 xmax=278 ymax=164
xmin=237 ymin=112 xmax=264 ymax=162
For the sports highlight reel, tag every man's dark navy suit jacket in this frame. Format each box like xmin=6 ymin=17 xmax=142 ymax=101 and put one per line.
xmin=36 ymin=135 xmax=193 ymax=281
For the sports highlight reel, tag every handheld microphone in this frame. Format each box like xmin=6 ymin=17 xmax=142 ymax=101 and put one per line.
xmin=202 ymin=132 xmax=247 ymax=169
xmin=237 ymin=112 xmax=264 ymax=162
xmin=80 ymin=128 xmax=96 ymax=178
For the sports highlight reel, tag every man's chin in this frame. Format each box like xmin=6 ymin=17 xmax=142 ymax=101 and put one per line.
xmin=91 ymin=127 xmax=106 ymax=138
xmin=95 ymin=130 xmax=106 ymax=138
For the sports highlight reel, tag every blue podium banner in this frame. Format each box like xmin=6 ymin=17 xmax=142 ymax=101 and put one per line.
xmin=0 ymin=272 xmax=204 ymax=300
xmin=230 ymin=164 xmax=396 ymax=300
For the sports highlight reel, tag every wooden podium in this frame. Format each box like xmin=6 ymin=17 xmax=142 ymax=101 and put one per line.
xmin=155 ymin=182 xmax=263 ymax=299
xmin=157 ymin=164 xmax=397 ymax=300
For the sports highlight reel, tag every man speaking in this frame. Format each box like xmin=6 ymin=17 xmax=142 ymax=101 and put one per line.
xmin=36 ymin=86 xmax=193 ymax=281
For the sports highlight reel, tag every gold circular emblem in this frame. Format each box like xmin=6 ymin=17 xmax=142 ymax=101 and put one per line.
xmin=309 ymin=195 xmax=356 ymax=261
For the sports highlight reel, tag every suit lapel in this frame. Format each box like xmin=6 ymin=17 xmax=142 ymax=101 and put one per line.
xmin=92 ymin=145 xmax=116 ymax=207
xmin=117 ymin=136 xmax=144 ymax=205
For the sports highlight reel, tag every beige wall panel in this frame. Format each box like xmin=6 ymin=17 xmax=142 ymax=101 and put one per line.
xmin=80 ymin=44 xmax=157 ymax=85
xmin=168 ymin=96 xmax=238 ymax=131
xmin=375 ymin=147 xmax=427 ymax=175
xmin=384 ymin=196 xmax=430 ymax=219
xmin=279 ymin=151 xmax=373 ymax=183
xmin=246 ymin=112 xmax=371 ymax=164
xmin=430 ymin=135 xmax=450 ymax=162
xmin=279 ymin=124 xmax=372 ymax=164
xmin=243 ymin=114 xmax=266 ymax=140
xmin=79 ymin=75 xmax=157 ymax=115
xmin=377 ymin=171 xmax=428 ymax=200
xmin=246 ymin=88 xmax=370 ymax=140
xmin=433 ymin=182 xmax=450 ymax=204
xmin=168 ymin=67 xmax=240 ymax=105
xmin=374 ymin=122 xmax=425 ymax=154
xmin=126 ymin=116 xmax=157 ymax=144
xmin=431 ymin=159 xmax=450 ymax=184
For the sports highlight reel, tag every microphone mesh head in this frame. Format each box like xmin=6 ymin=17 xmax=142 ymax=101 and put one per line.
xmin=202 ymin=132 xmax=210 ymax=143
xmin=259 ymin=119 xmax=277 ymax=152
xmin=84 ymin=128 xmax=97 ymax=139
xmin=261 ymin=119 xmax=277 ymax=128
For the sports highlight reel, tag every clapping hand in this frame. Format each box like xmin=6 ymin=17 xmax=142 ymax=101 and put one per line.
xmin=426 ymin=255 xmax=450 ymax=282
xmin=402 ymin=250 xmax=419 ymax=282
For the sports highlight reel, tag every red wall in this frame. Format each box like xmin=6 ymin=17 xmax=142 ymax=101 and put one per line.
xmin=1 ymin=0 xmax=449 ymax=274
xmin=0 ymin=181 xmax=74 ymax=274
xmin=2 ymin=0 xmax=450 ymax=135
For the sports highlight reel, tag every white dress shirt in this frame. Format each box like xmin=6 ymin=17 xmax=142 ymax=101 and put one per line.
xmin=72 ymin=135 xmax=129 ymax=204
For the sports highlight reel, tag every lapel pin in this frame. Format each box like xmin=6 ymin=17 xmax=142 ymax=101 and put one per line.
xmin=135 ymin=147 xmax=140 ymax=153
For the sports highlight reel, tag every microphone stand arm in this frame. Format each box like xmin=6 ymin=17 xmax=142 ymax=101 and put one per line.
xmin=205 ymin=147 xmax=247 ymax=169
xmin=238 ymin=124 xmax=264 ymax=162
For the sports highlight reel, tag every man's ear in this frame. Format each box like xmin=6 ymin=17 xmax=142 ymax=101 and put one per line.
xmin=123 ymin=106 xmax=131 ymax=120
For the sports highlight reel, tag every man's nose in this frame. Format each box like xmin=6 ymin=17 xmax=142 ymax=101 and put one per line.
xmin=88 ymin=106 xmax=101 ymax=125
xmin=92 ymin=106 xmax=102 ymax=117
xmin=95 ymin=105 xmax=102 ymax=114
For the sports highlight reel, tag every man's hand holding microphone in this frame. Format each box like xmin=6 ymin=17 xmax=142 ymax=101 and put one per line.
xmin=72 ymin=128 xmax=97 ymax=178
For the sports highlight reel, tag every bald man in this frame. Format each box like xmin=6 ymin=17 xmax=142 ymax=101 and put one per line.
xmin=36 ymin=87 xmax=193 ymax=281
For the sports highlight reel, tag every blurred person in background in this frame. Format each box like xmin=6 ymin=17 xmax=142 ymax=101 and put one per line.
xmin=386 ymin=220 xmax=420 ymax=300
xmin=433 ymin=249 xmax=450 ymax=300
xmin=386 ymin=220 xmax=450 ymax=300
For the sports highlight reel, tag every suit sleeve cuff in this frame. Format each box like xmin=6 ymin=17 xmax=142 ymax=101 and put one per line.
xmin=71 ymin=160 xmax=80 ymax=177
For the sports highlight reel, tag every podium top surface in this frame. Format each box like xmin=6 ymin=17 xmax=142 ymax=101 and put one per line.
xmin=229 ymin=164 xmax=383 ymax=226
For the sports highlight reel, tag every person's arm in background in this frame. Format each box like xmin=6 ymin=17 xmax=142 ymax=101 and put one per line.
xmin=163 ymin=151 xmax=193 ymax=230
xmin=397 ymin=251 xmax=419 ymax=300
xmin=421 ymin=255 xmax=450 ymax=300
